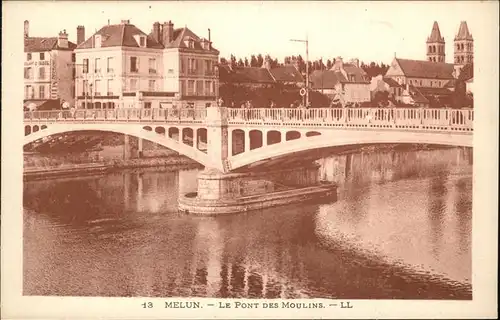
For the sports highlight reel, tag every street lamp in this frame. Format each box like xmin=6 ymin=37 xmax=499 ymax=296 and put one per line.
xmin=290 ymin=35 xmax=309 ymax=107
xmin=89 ymin=83 xmax=93 ymax=109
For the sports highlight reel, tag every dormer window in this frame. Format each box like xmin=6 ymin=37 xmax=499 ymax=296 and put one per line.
xmin=184 ymin=37 xmax=195 ymax=49
xmin=95 ymin=35 xmax=101 ymax=48
xmin=348 ymin=74 xmax=355 ymax=82
xmin=134 ymin=35 xmax=146 ymax=47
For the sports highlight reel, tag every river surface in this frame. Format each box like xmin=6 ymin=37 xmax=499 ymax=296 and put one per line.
xmin=23 ymin=147 xmax=473 ymax=299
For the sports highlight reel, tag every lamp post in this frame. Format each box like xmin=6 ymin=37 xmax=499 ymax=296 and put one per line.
xmin=89 ymin=83 xmax=93 ymax=109
xmin=290 ymin=35 xmax=309 ymax=107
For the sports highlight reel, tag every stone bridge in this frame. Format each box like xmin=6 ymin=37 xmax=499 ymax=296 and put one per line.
xmin=24 ymin=107 xmax=473 ymax=173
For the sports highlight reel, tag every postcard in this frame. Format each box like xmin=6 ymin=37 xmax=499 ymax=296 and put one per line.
xmin=1 ymin=1 xmax=498 ymax=319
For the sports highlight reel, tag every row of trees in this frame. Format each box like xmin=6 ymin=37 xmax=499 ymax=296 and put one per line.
xmin=219 ymin=54 xmax=390 ymax=78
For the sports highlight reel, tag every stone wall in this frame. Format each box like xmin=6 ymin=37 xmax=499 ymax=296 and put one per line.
xmin=196 ymin=164 xmax=320 ymax=200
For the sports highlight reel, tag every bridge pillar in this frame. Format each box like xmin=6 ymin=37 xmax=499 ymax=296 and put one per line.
xmin=123 ymin=134 xmax=131 ymax=160
xmin=138 ymin=138 xmax=143 ymax=158
xmin=205 ymin=107 xmax=229 ymax=172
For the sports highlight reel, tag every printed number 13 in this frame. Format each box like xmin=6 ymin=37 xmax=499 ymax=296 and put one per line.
xmin=142 ymin=302 xmax=153 ymax=308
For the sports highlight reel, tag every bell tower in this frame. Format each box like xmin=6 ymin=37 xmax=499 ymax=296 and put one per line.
xmin=426 ymin=21 xmax=446 ymax=63
xmin=454 ymin=21 xmax=473 ymax=66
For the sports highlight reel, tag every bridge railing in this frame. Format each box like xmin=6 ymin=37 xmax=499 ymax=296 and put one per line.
xmin=226 ymin=107 xmax=473 ymax=130
xmin=24 ymin=108 xmax=208 ymax=122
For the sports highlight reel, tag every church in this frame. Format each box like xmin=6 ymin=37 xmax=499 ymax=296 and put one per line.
xmin=381 ymin=21 xmax=474 ymax=108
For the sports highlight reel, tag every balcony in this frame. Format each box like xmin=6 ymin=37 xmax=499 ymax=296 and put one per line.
xmin=95 ymin=68 xmax=101 ymax=73
xmin=130 ymin=68 xmax=139 ymax=73
xmin=107 ymin=92 xmax=114 ymax=96
xmin=149 ymin=68 xmax=157 ymax=74
xmin=204 ymin=70 xmax=215 ymax=76
xmin=187 ymin=69 xmax=198 ymax=75
xmin=107 ymin=68 xmax=114 ymax=73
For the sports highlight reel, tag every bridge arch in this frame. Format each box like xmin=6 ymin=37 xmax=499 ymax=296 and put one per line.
xmin=23 ymin=123 xmax=211 ymax=168
xmin=229 ymin=129 xmax=473 ymax=171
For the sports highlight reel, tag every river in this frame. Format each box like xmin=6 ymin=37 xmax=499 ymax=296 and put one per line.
xmin=23 ymin=147 xmax=472 ymax=299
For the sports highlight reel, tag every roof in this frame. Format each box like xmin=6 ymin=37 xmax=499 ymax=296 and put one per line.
xmin=455 ymin=21 xmax=473 ymax=41
xmin=218 ymin=65 xmax=275 ymax=84
xmin=417 ymin=87 xmax=454 ymax=96
xmin=382 ymin=77 xmax=402 ymax=88
xmin=427 ymin=21 xmax=445 ymax=43
xmin=77 ymin=23 xmax=163 ymax=49
xmin=310 ymin=70 xmax=342 ymax=89
xmin=25 ymin=37 xmax=77 ymax=52
xmin=310 ymin=64 xmax=369 ymax=89
xmin=269 ymin=65 xmax=303 ymax=82
xmin=407 ymin=86 xmax=429 ymax=104
xmin=77 ymin=23 xmax=219 ymax=53
xmin=165 ymin=27 xmax=219 ymax=53
xmin=394 ymin=58 xmax=455 ymax=79
xmin=458 ymin=63 xmax=473 ymax=81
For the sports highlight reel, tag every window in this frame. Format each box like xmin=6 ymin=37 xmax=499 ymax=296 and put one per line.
xmin=196 ymin=80 xmax=203 ymax=95
xmin=39 ymin=86 xmax=45 ymax=99
xmin=188 ymin=58 xmax=197 ymax=74
xmin=82 ymin=80 xmax=88 ymax=95
xmin=139 ymin=37 xmax=146 ymax=47
xmin=25 ymin=85 xmax=33 ymax=99
xmin=72 ymin=53 xmax=76 ymax=62
xmin=205 ymin=80 xmax=211 ymax=95
xmin=24 ymin=67 xmax=32 ymax=79
xmin=27 ymin=53 xmax=32 ymax=61
xmin=148 ymin=58 xmax=156 ymax=74
xmin=40 ymin=52 xmax=45 ymax=60
xmin=180 ymin=58 xmax=186 ymax=74
xmin=38 ymin=67 xmax=45 ymax=79
xmin=95 ymin=58 xmax=101 ymax=73
xmin=348 ymin=74 xmax=355 ymax=82
xmin=419 ymin=80 xmax=422 ymax=86
xmin=130 ymin=57 xmax=138 ymax=73
xmin=187 ymin=80 xmax=195 ymax=95
xmin=107 ymin=79 xmax=113 ymax=96
xmin=130 ymin=79 xmax=138 ymax=91
xmin=144 ymin=102 xmax=152 ymax=109
xmin=95 ymin=35 xmax=101 ymax=48
xmin=94 ymin=80 xmax=101 ymax=96
xmin=148 ymin=80 xmax=155 ymax=91
xmin=107 ymin=57 xmax=114 ymax=73
xmin=83 ymin=59 xmax=89 ymax=73
xmin=180 ymin=80 xmax=186 ymax=95
xmin=204 ymin=60 xmax=212 ymax=75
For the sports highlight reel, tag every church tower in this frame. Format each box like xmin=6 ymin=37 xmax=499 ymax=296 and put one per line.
xmin=426 ymin=21 xmax=446 ymax=62
xmin=454 ymin=21 xmax=473 ymax=66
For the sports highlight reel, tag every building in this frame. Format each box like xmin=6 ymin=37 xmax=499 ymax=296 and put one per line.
xmin=74 ymin=19 xmax=219 ymax=109
xmin=454 ymin=21 xmax=474 ymax=67
xmin=426 ymin=21 xmax=446 ymax=63
xmin=309 ymin=57 xmax=371 ymax=105
xmin=23 ymin=20 xmax=77 ymax=110
xmin=369 ymin=75 xmax=404 ymax=103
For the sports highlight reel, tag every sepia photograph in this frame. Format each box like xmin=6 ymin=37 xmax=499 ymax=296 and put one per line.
xmin=2 ymin=1 xmax=498 ymax=319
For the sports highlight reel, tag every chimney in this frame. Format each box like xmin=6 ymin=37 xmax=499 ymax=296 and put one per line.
xmin=152 ymin=21 xmax=161 ymax=43
xmin=121 ymin=19 xmax=130 ymax=25
xmin=24 ymin=20 xmax=29 ymax=38
xmin=162 ymin=20 xmax=174 ymax=45
xmin=58 ymin=29 xmax=69 ymax=48
xmin=77 ymin=25 xmax=85 ymax=45
xmin=208 ymin=28 xmax=211 ymax=49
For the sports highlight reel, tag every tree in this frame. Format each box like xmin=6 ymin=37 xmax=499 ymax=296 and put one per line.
xmin=220 ymin=57 xmax=228 ymax=65
xmin=257 ymin=54 xmax=264 ymax=67
xmin=250 ymin=55 xmax=258 ymax=67
xmin=237 ymin=58 xmax=244 ymax=67
xmin=230 ymin=54 xmax=237 ymax=69
xmin=244 ymin=57 xmax=249 ymax=67
xmin=326 ymin=59 xmax=332 ymax=69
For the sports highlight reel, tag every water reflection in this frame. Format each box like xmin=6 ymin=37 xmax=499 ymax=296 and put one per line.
xmin=24 ymin=147 xmax=472 ymax=299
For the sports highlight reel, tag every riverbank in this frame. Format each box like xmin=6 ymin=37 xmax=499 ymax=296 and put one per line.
xmin=23 ymin=156 xmax=202 ymax=180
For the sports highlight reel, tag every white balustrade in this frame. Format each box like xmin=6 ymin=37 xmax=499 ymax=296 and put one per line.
xmin=23 ymin=107 xmax=473 ymax=131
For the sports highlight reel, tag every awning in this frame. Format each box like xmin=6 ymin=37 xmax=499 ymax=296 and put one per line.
xmin=23 ymin=99 xmax=61 ymax=111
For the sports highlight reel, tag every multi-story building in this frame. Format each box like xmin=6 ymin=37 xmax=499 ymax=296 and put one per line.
xmin=23 ymin=20 xmax=77 ymax=110
xmin=74 ymin=19 xmax=219 ymax=109
xmin=309 ymin=57 xmax=371 ymax=105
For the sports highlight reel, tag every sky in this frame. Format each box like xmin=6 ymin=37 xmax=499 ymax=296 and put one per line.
xmin=5 ymin=1 xmax=495 ymax=65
